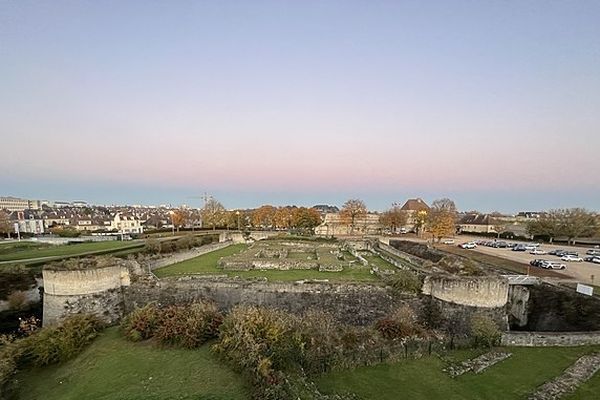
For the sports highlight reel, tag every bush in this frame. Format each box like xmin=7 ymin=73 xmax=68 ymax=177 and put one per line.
xmin=144 ymin=238 xmax=161 ymax=255
xmin=386 ymin=270 xmax=422 ymax=294
xmin=160 ymin=240 xmax=177 ymax=253
xmin=121 ymin=303 xmax=160 ymax=342
xmin=376 ymin=306 xmax=423 ymax=340
xmin=421 ymin=297 xmax=443 ymax=329
xmin=154 ymin=302 xmax=222 ymax=348
xmin=470 ymin=315 xmax=501 ymax=348
xmin=23 ymin=314 xmax=104 ymax=366
xmin=213 ymin=306 xmax=301 ymax=383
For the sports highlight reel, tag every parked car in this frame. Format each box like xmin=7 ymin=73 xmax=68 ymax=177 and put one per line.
xmin=523 ymin=244 xmax=539 ymax=250
xmin=540 ymin=260 xmax=567 ymax=270
xmin=586 ymin=249 xmax=600 ymax=256
xmin=530 ymin=259 xmax=548 ymax=267
xmin=512 ymin=245 xmax=527 ymax=252
xmin=548 ymin=249 xmax=566 ymax=256
xmin=584 ymin=256 xmax=600 ymax=264
xmin=459 ymin=242 xmax=477 ymax=249
xmin=494 ymin=241 xmax=508 ymax=248
xmin=561 ymin=254 xmax=583 ymax=262
xmin=530 ymin=248 xmax=547 ymax=255
xmin=441 ymin=239 xmax=455 ymax=245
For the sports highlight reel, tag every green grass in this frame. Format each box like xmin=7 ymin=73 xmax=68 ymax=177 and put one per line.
xmin=317 ymin=346 xmax=600 ymax=400
xmin=154 ymin=244 xmax=378 ymax=282
xmin=13 ymin=327 xmax=249 ymax=400
xmin=0 ymin=240 xmax=144 ymax=263
xmin=360 ymin=252 xmax=397 ymax=271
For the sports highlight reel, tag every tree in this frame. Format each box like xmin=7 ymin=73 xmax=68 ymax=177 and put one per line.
xmin=527 ymin=210 xmax=562 ymax=243
xmin=426 ymin=198 xmax=457 ymax=242
xmin=380 ymin=205 xmax=408 ymax=233
xmin=251 ymin=205 xmax=277 ymax=229
xmin=527 ymin=208 xmax=597 ymax=244
xmin=560 ymin=208 xmax=598 ymax=245
xmin=339 ymin=199 xmax=367 ymax=233
xmin=201 ymin=198 xmax=226 ymax=230
xmin=490 ymin=217 xmax=507 ymax=239
xmin=273 ymin=207 xmax=295 ymax=230
xmin=292 ymin=207 xmax=322 ymax=232
xmin=413 ymin=210 xmax=428 ymax=236
xmin=171 ymin=209 xmax=188 ymax=232
xmin=0 ymin=211 xmax=12 ymax=238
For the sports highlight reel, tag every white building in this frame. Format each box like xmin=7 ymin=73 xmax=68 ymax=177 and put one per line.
xmin=110 ymin=213 xmax=144 ymax=234
xmin=0 ymin=196 xmax=41 ymax=212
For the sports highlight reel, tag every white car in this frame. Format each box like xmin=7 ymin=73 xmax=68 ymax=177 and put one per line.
xmin=541 ymin=260 xmax=567 ymax=270
xmin=442 ymin=239 xmax=455 ymax=245
xmin=530 ymin=248 xmax=547 ymax=255
xmin=459 ymin=242 xmax=477 ymax=249
xmin=561 ymin=254 xmax=583 ymax=262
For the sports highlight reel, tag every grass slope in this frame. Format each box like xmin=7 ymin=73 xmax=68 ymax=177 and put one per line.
xmin=0 ymin=240 xmax=143 ymax=263
xmin=14 ymin=328 xmax=249 ymax=400
xmin=318 ymin=346 xmax=600 ymax=400
xmin=154 ymin=244 xmax=389 ymax=282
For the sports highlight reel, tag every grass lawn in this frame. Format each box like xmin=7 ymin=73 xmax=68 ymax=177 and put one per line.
xmin=154 ymin=244 xmax=379 ymax=282
xmin=13 ymin=327 xmax=249 ymax=400
xmin=317 ymin=346 xmax=600 ymax=400
xmin=361 ymin=252 xmax=397 ymax=271
xmin=0 ymin=240 xmax=144 ymax=263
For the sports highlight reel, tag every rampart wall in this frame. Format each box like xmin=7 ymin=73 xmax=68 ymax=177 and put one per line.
xmin=422 ymin=275 xmax=509 ymax=308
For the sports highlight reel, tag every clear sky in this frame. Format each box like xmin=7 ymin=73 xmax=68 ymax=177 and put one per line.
xmin=1 ymin=1 xmax=599 ymax=212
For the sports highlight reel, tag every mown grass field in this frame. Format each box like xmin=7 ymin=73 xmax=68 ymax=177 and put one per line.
xmin=154 ymin=244 xmax=395 ymax=282
xmin=0 ymin=240 xmax=144 ymax=263
xmin=317 ymin=346 xmax=600 ymax=400
xmin=13 ymin=328 xmax=249 ymax=400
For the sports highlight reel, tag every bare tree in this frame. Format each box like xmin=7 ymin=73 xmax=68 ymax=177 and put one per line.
xmin=201 ymin=198 xmax=226 ymax=230
xmin=340 ymin=199 xmax=367 ymax=233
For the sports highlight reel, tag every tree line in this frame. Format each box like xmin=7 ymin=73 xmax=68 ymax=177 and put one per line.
xmin=526 ymin=208 xmax=599 ymax=244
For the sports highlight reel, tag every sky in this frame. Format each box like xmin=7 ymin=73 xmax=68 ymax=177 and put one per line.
xmin=1 ymin=1 xmax=599 ymax=213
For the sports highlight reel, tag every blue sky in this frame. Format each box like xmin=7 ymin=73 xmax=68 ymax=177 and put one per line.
xmin=1 ymin=1 xmax=599 ymax=212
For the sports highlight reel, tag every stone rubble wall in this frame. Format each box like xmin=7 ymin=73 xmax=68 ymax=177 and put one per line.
xmin=502 ymin=331 xmax=600 ymax=347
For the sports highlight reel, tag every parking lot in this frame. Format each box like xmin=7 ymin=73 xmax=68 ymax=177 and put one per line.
xmin=456 ymin=235 xmax=600 ymax=285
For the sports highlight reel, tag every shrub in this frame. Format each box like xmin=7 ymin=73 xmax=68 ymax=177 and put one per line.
xmin=213 ymin=306 xmax=301 ymax=383
xmin=470 ymin=315 xmax=501 ymax=348
xmin=6 ymin=291 xmax=27 ymax=311
xmin=160 ymin=240 xmax=177 ymax=253
xmin=176 ymin=235 xmax=195 ymax=250
xmin=154 ymin=302 xmax=223 ymax=348
xmin=121 ymin=303 xmax=160 ymax=342
xmin=144 ymin=238 xmax=161 ymax=255
xmin=386 ymin=270 xmax=422 ymax=294
xmin=23 ymin=314 xmax=103 ymax=366
xmin=376 ymin=306 xmax=423 ymax=340
xmin=421 ymin=297 xmax=443 ymax=329
xmin=294 ymin=310 xmax=342 ymax=374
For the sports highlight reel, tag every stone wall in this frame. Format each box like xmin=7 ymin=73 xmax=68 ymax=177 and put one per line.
xmin=501 ymin=331 xmax=600 ymax=347
xmin=388 ymin=240 xmax=445 ymax=263
xmin=422 ymin=275 xmax=509 ymax=308
xmin=43 ymin=266 xmax=129 ymax=296
xmin=124 ymin=278 xmax=404 ymax=326
xmin=42 ymin=261 xmax=134 ymax=326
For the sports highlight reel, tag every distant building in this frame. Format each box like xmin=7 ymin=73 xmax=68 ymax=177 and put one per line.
xmin=315 ymin=213 xmax=381 ymax=236
xmin=398 ymin=198 xmax=430 ymax=231
xmin=10 ymin=210 xmax=45 ymax=234
xmin=312 ymin=204 xmax=340 ymax=215
xmin=0 ymin=196 xmax=41 ymax=212
xmin=458 ymin=213 xmax=496 ymax=234
xmin=110 ymin=213 xmax=144 ymax=234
